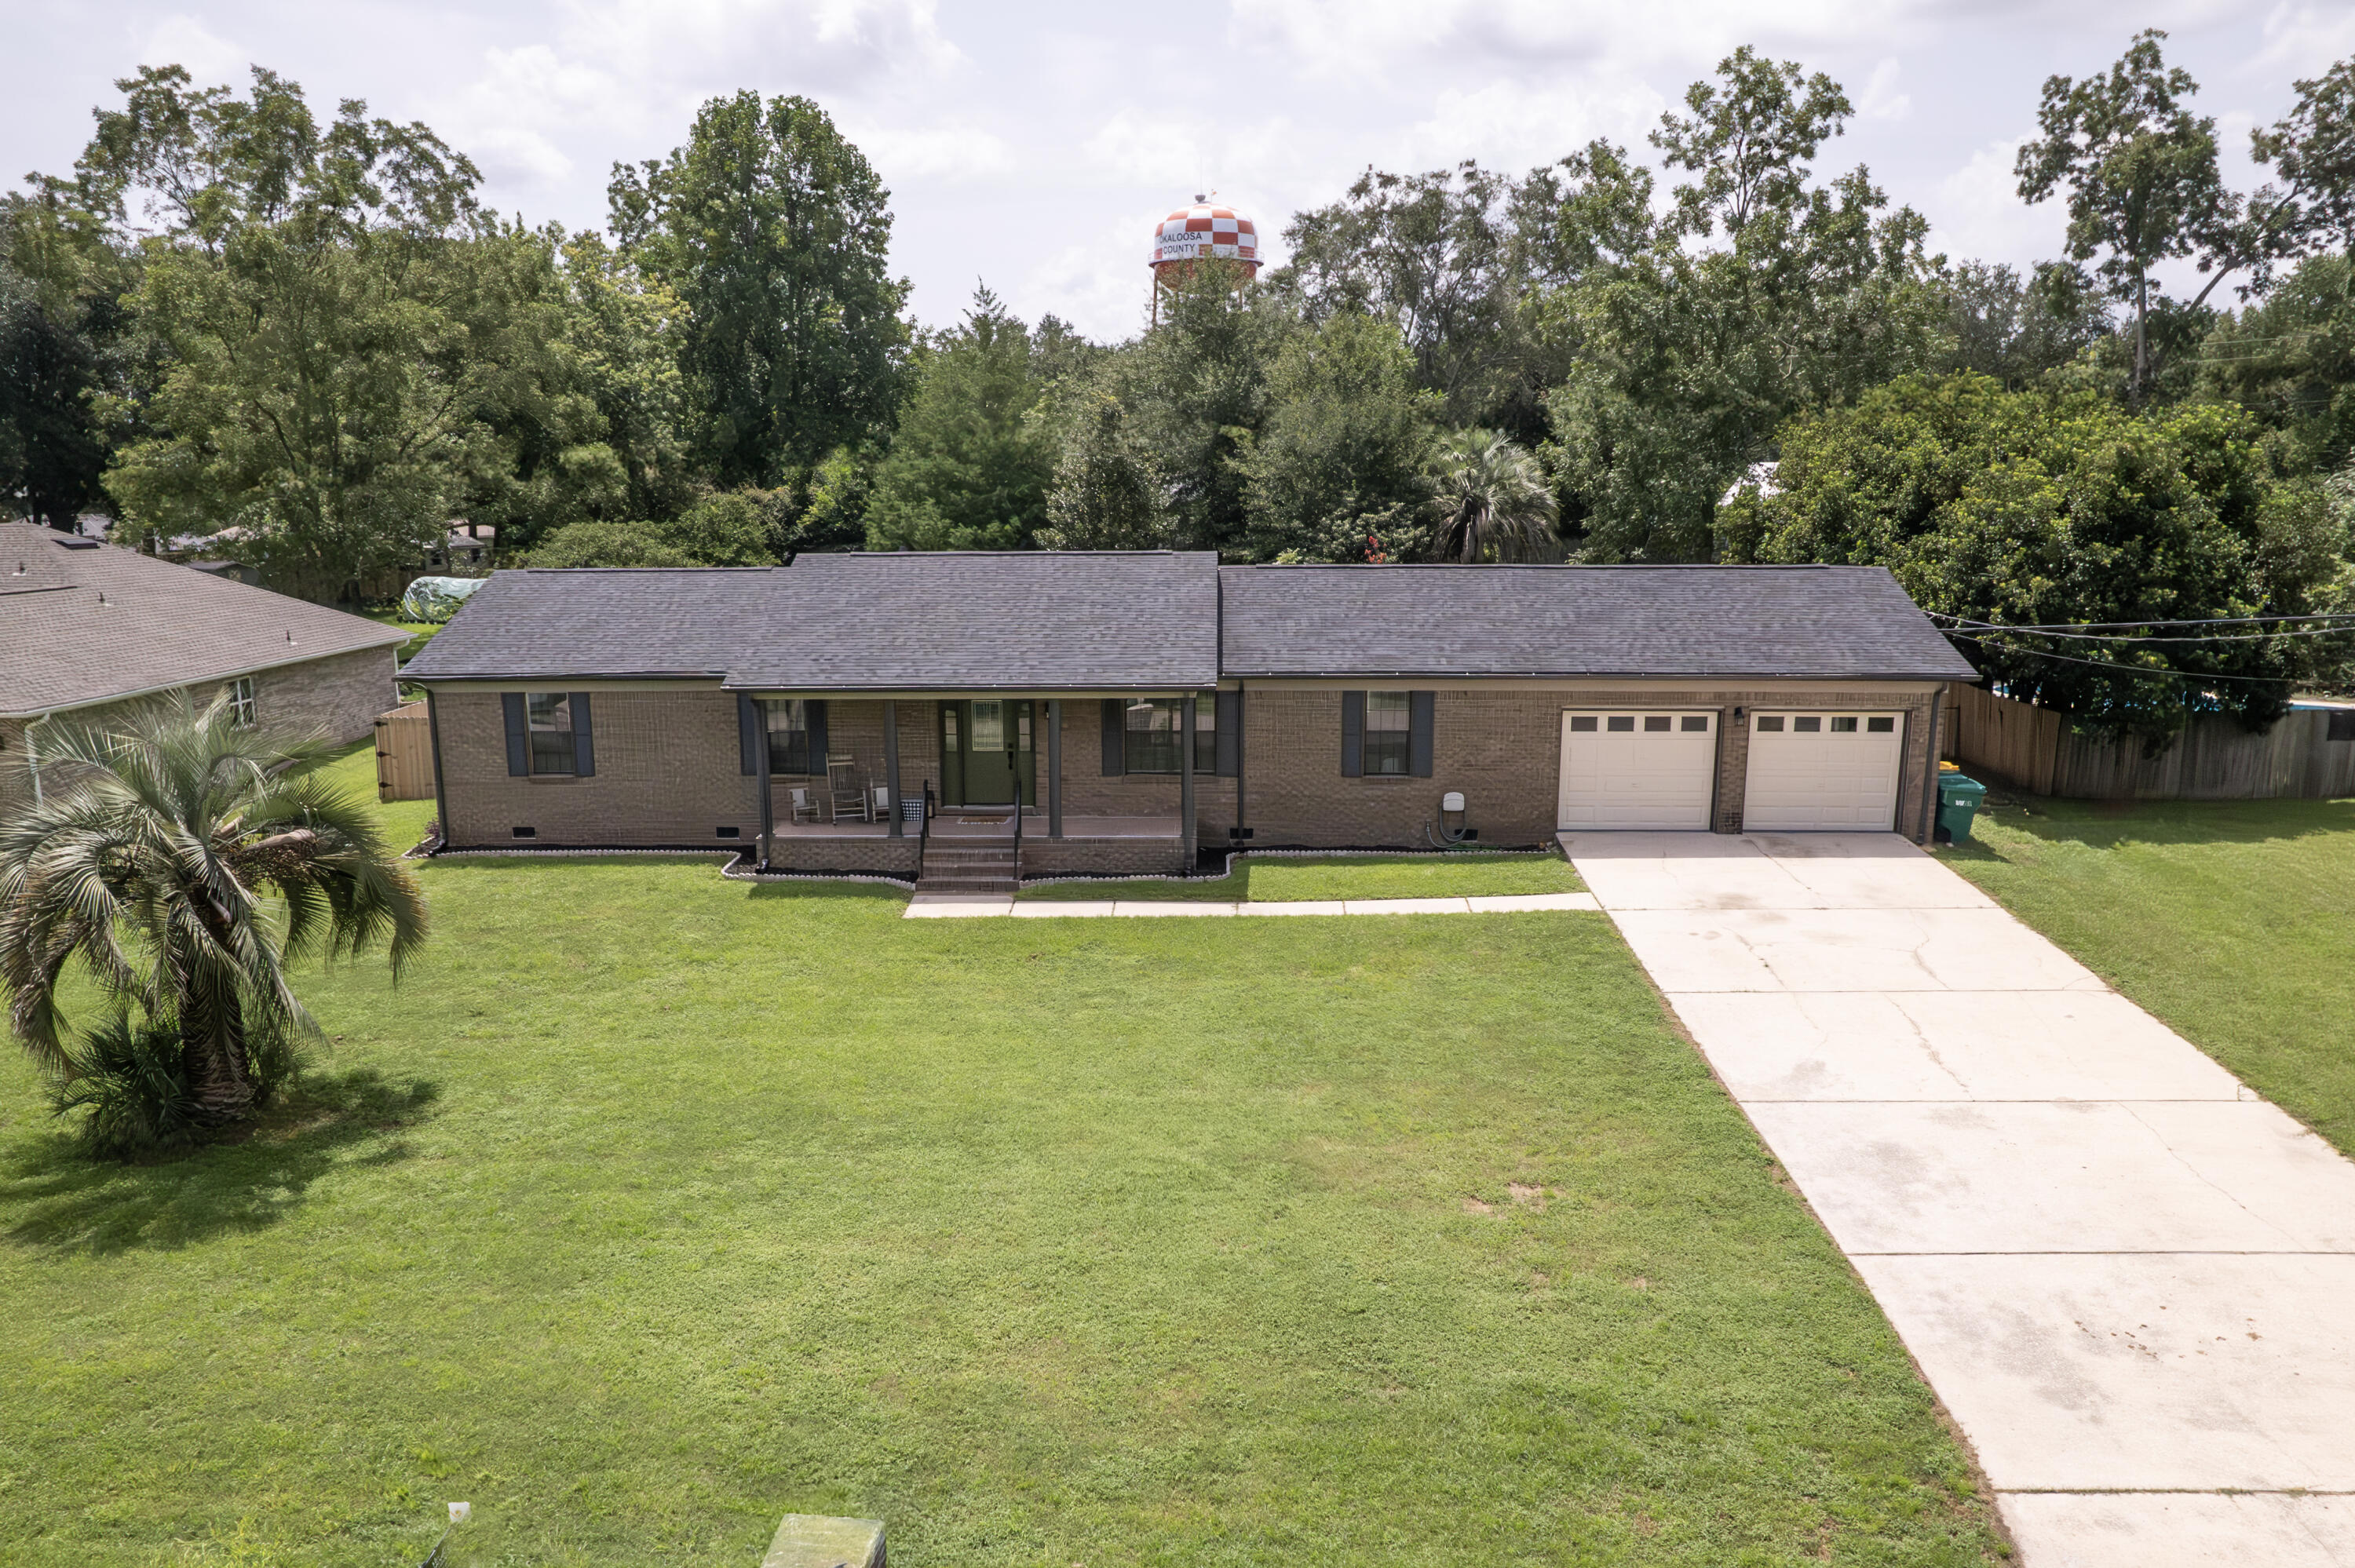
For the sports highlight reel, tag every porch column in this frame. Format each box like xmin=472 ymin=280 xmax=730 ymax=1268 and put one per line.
xmin=1180 ymin=691 xmax=1196 ymax=873
xmin=884 ymin=700 xmax=903 ymax=838
xmin=754 ymin=698 xmax=775 ymax=867
xmin=1047 ymin=699 xmax=1064 ymax=838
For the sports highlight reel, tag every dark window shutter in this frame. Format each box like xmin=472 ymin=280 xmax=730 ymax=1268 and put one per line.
xmin=805 ymin=700 xmax=828 ymax=771
xmin=502 ymin=693 xmax=528 ymax=776
xmin=1101 ymin=698 xmax=1125 ymax=775
xmin=739 ymin=695 xmax=760 ymax=775
xmin=570 ymin=693 xmax=595 ymax=777
xmin=1215 ymin=691 xmax=1241 ymax=778
xmin=1408 ymin=691 xmax=1435 ymax=777
xmin=1340 ymin=691 xmax=1364 ymax=777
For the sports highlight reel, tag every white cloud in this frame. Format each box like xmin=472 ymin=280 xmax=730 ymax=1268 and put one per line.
xmin=2252 ymin=2 xmax=2355 ymax=77
xmin=553 ymin=0 xmax=960 ymax=90
xmin=850 ymin=122 xmax=1013 ymax=181
xmin=136 ymin=14 xmax=246 ymax=84
xmin=1930 ymin=134 xmax=2065 ymax=268
xmin=1859 ymin=58 xmax=1911 ymax=121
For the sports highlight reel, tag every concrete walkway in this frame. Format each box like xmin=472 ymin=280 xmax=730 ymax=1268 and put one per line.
xmin=904 ymin=891 xmax=1600 ymax=918
xmin=1561 ymin=830 xmax=2355 ymax=1566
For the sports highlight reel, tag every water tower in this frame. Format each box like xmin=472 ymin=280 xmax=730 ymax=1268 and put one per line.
xmin=1150 ymin=195 xmax=1261 ymax=324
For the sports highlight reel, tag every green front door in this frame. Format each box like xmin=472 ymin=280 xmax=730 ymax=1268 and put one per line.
xmin=944 ymin=700 xmax=1035 ymax=807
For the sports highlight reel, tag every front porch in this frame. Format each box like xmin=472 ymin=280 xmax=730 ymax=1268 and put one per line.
xmin=746 ymin=692 xmax=1221 ymax=882
xmin=761 ymin=805 xmax=1188 ymax=881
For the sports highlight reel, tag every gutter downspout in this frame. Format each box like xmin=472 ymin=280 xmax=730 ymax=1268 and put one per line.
xmin=1919 ymin=684 xmax=1944 ymax=845
xmin=24 ymin=710 xmax=59 ymax=807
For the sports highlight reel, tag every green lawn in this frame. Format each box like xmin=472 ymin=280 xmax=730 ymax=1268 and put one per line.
xmin=1021 ymin=851 xmax=1585 ymax=902
xmin=1948 ymin=793 xmax=2355 ymax=1156
xmin=0 ymin=750 xmax=2003 ymax=1566
xmin=355 ymin=608 xmax=443 ymax=666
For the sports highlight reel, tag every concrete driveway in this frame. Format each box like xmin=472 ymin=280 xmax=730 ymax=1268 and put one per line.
xmin=1563 ymin=831 xmax=2355 ymax=1567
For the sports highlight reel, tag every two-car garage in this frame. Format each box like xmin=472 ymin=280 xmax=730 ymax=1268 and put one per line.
xmin=1556 ymin=709 xmax=1908 ymax=833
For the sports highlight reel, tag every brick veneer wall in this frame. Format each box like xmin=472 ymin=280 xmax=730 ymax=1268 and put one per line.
xmin=0 ymin=647 xmax=397 ymax=809
xmin=767 ymin=835 xmax=921 ymax=877
xmin=435 ymin=687 xmax=761 ymax=849
xmin=1236 ymin=685 xmax=1938 ymax=848
xmin=253 ymin=646 xmax=401 ymax=746
xmin=427 ymin=683 xmax=1940 ymax=857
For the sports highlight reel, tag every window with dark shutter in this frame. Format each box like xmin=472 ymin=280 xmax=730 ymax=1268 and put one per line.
xmin=1101 ymin=698 xmax=1126 ymax=775
xmin=502 ymin=693 xmax=529 ymax=776
xmin=569 ymin=693 xmax=594 ymax=776
xmin=1340 ymin=691 xmax=1364 ymax=777
xmin=1408 ymin=691 xmax=1434 ymax=777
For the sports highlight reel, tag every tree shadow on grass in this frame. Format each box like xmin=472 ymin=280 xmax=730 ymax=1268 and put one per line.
xmin=1947 ymin=794 xmax=2355 ymax=860
xmin=0 ymin=1068 xmax=439 ymax=1256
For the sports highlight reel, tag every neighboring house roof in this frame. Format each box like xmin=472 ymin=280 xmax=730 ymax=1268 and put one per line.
xmin=0 ymin=522 xmax=412 ymax=719
xmin=397 ymin=551 xmax=1972 ymax=691
xmin=1218 ymin=563 xmax=1978 ymax=682
xmin=403 ymin=552 xmax=1226 ymax=691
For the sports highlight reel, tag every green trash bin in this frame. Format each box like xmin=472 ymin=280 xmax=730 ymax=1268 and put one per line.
xmin=1936 ymin=771 xmax=1987 ymax=844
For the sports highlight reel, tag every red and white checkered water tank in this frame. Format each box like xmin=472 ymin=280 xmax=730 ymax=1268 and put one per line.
xmin=1150 ymin=195 xmax=1261 ymax=277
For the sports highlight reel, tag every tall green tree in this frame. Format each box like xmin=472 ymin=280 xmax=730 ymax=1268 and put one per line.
xmin=2199 ymin=253 xmax=2355 ymax=474
xmin=1539 ymin=51 xmax=1944 ymax=562
xmin=1 ymin=699 xmax=426 ymax=1127
xmin=1063 ymin=266 xmax=1298 ymax=555
xmin=1274 ymin=161 xmax=1568 ymax=437
xmin=610 ymin=93 xmax=909 ymax=487
xmin=865 ymin=286 xmax=1056 ymax=550
xmin=1241 ymin=309 xmax=1435 ymax=560
xmin=43 ymin=65 xmax=577 ymax=599
xmin=0 ymin=265 xmax=109 ymax=525
xmin=1718 ymin=373 xmax=2342 ymax=744
xmin=2014 ymin=31 xmax=2232 ymax=400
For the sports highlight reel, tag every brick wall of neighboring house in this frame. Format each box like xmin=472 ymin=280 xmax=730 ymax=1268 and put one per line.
xmin=434 ymin=686 xmax=761 ymax=849
xmin=1236 ymin=685 xmax=1939 ymax=848
xmin=247 ymin=646 xmax=400 ymax=746
xmin=0 ymin=648 xmax=397 ymax=811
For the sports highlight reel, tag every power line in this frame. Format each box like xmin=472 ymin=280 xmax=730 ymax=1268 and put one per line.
xmin=1930 ymin=611 xmax=2355 ymax=631
xmin=1941 ymin=629 xmax=2302 ymax=687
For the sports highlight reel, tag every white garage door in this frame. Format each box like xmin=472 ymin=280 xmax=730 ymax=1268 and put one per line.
xmin=1557 ymin=711 xmax=1718 ymax=830
xmin=1743 ymin=713 xmax=1904 ymax=830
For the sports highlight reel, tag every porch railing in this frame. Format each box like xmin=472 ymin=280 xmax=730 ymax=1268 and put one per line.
xmin=1012 ymin=789 xmax=1023 ymax=883
xmin=918 ymin=781 xmax=934 ymax=877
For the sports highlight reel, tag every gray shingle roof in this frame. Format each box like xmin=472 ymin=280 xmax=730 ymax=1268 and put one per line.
xmin=0 ymin=523 xmax=412 ymax=717
xmin=399 ymin=552 xmax=1971 ymax=690
xmin=399 ymin=567 xmax=786 ymax=680
xmin=401 ymin=552 xmax=1225 ymax=691
xmin=1217 ymin=563 xmax=1977 ymax=680
xmin=725 ymin=552 xmax=1221 ymax=691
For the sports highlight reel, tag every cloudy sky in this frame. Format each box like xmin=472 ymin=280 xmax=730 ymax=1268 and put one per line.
xmin=5 ymin=1 xmax=2350 ymax=339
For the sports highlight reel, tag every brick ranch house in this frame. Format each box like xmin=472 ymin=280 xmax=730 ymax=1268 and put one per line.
xmin=0 ymin=521 xmax=407 ymax=805
xmin=400 ymin=551 xmax=1976 ymax=882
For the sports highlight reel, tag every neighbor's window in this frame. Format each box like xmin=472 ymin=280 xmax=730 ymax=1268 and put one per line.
xmin=1363 ymin=691 xmax=1411 ymax=775
xmin=223 ymin=676 xmax=257 ymax=728
xmin=764 ymin=698 xmax=812 ymax=774
xmin=527 ymin=692 xmax=576 ymax=775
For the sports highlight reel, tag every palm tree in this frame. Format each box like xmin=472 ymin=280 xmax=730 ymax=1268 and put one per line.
xmin=1432 ymin=428 xmax=1560 ymax=562
xmin=1 ymin=698 xmax=426 ymax=1125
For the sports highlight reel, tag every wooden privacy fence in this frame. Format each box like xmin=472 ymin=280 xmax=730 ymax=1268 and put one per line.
xmin=374 ymin=701 xmax=436 ymax=803
xmin=1941 ymin=684 xmax=2355 ymax=800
